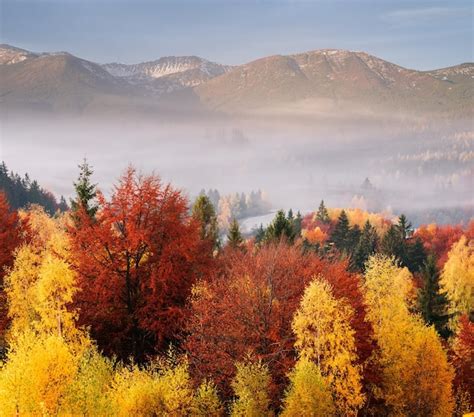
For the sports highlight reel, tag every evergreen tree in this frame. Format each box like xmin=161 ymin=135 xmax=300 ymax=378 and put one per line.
xmin=419 ymin=255 xmax=451 ymax=339
xmin=397 ymin=214 xmax=413 ymax=240
xmin=227 ymin=218 xmax=244 ymax=249
xmin=406 ymin=237 xmax=427 ymax=273
xmin=351 ymin=220 xmax=378 ymax=272
xmin=316 ymin=200 xmax=330 ymax=224
xmin=265 ymin=209 xmax=294 ymax=243
xmin=71 ymin=159 xmax=98 ymax=219
xmin=381 ymin=224 xmax=406 ymax=265
xmin=293 ymin=211 xmax=303 ymax=239
xmin=255 ymin=224 xmax=266 ymax=245
xmin=329 ymin=210 xmax=350 ymax=252
xmin=192 ymin=195 xmax=220 ymax=251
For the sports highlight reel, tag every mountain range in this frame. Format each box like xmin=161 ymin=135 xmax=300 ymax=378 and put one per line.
xmin=1 ymin=44 xmax=472 ymax=119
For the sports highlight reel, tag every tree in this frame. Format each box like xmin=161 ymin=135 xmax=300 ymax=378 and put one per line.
xmin=230 ymin=359 xmax=273 ymax=417
xmin=396 ymin=214 xmax=412 ymax=240
xmin=227 ymin=217 xmax=244 ymax=249
xmin=265 ymin=210 xmax=294 ymax=243
xmin=69 ymin=167 xmax=210 ymax=360
xmin=329 ymin=210 xmax=352 ymax=253
xmin=363 ymin=255 xmax=454 ymax=416
xmin=418 ymin=255 xmax=450 ymax=338
xmin=406 ymin=236 xmax=427 ymax=273
xmin=281 ymin=358 xmax=334 ymax=417
xmin=350 ymin=220 xmax=377 ymax=272
xmin=0 ymin=192 xmax=25 ymax=351
xmin=70 ymin=158 xmax=98 ymax=219
xmin=292 ymin=278 xmax=365 ymax=416
xmin=192 ymin=194 xmax=220 ymax=251
xmin=440 ymin=235 xmax=474 ymax=321
xmin=191 ymin=380 xmax=224 ymax=417
xmin=316 ymin=200 xmax=330 ymax=224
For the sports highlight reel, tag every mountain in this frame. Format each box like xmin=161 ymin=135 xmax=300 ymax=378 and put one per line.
xmin=195 ymin=49 xmax=473 ymax=117
xmin=0 ymin=44 xmax=472 ymax=119
xmin=103 ymin=56 xmax=231 ymax=94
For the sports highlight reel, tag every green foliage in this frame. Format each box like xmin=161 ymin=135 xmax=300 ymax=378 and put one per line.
xmin=419 ymin=255 xmax=450 ymax=338
xmin=71 ymin=159 xmax=98 ymax=219
xmin=350 ymin=220 xmax=378 ymax=271
xmin=316 ymin=200 xmax=330 ymax=224
xmin=227 ymin=217 xmax=244 ymax=249
xmin=193 ymin=194 xmax=220 ymax=251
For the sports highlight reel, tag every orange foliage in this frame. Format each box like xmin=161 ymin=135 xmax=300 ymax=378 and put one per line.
xmin=184 ymin=243 xmax=375 ymax=401
xmin=69 ymin=167 xmax=213 ymax=361
xmin=414 ymin=224 xmax=464 ymax=268
xmin=302 ymin=227 xmax=328 ymax=244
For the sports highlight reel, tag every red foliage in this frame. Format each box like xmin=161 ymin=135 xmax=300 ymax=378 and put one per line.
xmin=0 ymin=192 xmax=25 ymax=341
xmin=414 ymin=224 xmax=464 ymax=268
xmin=451 ymin=315 xmax=474 ymax=406
xmin=184 ymin=242 xmax=375 ymax=400
xmin=69 ymin=168 xmax=213 ymax=360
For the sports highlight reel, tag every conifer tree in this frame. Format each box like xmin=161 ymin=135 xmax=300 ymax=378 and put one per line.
xmin=329 ymin=210 xmax=350 ymax=252
xmin=351 ymin=220 xmax=378 ymax=271
xmin=265 ymin=210 xmax=293 ymax=243
xmin=316 ymin=200 xmax=330 ymax=224
xmin=192 ymin=194 xmax=220 ymax=251
xmin=71 ymin=159 xmax=98 ymax=219
xmin=419 ymin=255 xmax=450 ymax=338
xmin=227 ymin=218 xmax=244 ymax=249
xmin=255 ymin=224 xmax=265 ymax=245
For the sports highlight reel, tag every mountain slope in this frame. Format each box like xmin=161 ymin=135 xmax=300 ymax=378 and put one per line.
xmin=195 ymin=49 xmax=473 ymax=117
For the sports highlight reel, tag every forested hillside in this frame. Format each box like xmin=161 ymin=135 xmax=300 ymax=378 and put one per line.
xmin=0 ymin=161 xmax=68 ymax=214
xmin=0 ymin=163 xmax=472 ymax=416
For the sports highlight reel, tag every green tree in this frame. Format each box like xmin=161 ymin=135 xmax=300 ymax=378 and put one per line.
xmin=227 ymin=218 xmax=244 ymax=249
xmin=329 ymin=210 xmax=351 ymax=252
xmin=71 ymin=159 xmax=98 ymax=219
xmin=192 ymin=195 xmax=220 ymax=251
xmin=350 ymin=220 xmax=378 ymax=272
xmin=316 ymin=200 xmax=330 ymax=224
xmin=419 ymin=255 xmax=450 ymax=338
xmin=265 ymin=210 xmax=294 ymax=243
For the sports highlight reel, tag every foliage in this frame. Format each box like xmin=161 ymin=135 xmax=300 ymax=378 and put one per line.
xmin=440 ymin=235 xmax=474 ymax=320
xmin=191 ymin=379 xmax=224 ymax=417
xmin=280 ymin=357 xmax=334 ymax=417
xmin=70 ymin=158 xmax=98 ymax=220
xmin=230 ymin=359 xmax=273 ymax=417
xmin=227 ymin=217 xmax=244 ymax=249
xmin=193 ymin=194 xmax=220 ymax=251
xmin=69 ymin=167 xmax=211 ymax=360
xmin=292 ymin=278 xmax=365 ymax=416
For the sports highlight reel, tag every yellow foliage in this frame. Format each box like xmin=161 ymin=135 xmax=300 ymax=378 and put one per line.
xmin=292 ymin=278 xmax=365 ymax=416
xmin=302 ymin=227 xmax=328 ymax=244
xmin=109 ymin=359 xmax=194 ymax=417
xmin=191 ymin=380 xmax=224 ymax=417
xmin=281 ymin=358 xmax=335 ymax=417
xmin=364 ymin=255 xmax=454 ymax=417
xmin=0 ymin=332 xmax=78 ymax=416
xmin=230 ymin=359 xmax=273 ymax=417
xmin=440 ymin=235 xmax=474 ymax=319
xmin=327 ymin=208 xmax=392 ymax=235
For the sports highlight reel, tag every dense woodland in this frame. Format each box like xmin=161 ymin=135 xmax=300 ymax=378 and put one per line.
xmin=0 ymin=162 xmax=472 ymax=417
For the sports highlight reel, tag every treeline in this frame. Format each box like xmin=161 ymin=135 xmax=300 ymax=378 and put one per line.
xmin=0 ymin=161 xmax=68 ymax=215
xmin=0 ymin=162 xmax=472 ymax=416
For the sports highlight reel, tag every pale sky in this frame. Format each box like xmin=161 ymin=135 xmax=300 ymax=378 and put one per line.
xmin=1 ymin=0 xmax=473 ymax=70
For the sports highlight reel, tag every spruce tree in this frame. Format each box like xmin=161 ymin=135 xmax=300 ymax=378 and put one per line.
xmin=192 ymin=195 xmax=220 ymax=251
xmin=265 ymin=210 xmax=293 ymax=242
xmin=330 ymin=210 xmax=350 ymax=251
xmin=407 ymin=237 xmax=427 ymax=273
xmin=71 ymin=159 xmax=98 ymax=219
xmin=255 ymin=224 xmax=266 ymax=245
xmin=227 ymin=217 xmax=244 ymax=249
xmin=351 ymin=220 xmax=378 ymax=271
xmin=316 ymin=200 xmax=330 ymax=224
xmin=293 ymin=211 xmax=303 ymax=239
xmin=419 ymin=255 xmax=450 ymax=338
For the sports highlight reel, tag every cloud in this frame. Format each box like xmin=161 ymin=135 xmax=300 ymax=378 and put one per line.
xmin=381 ymin=6 xmax=470 ymax=26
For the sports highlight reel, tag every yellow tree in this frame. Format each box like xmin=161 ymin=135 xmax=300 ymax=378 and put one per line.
xmin=230 ymin=359 xmax=273 ymax=417
xmin=364 ymin=255 xmax=454 ymax=416
xmin=440 ymin=236 xmax=474 ymax=320
xmin=191 ymin=380 xmax=224 ymax=417
xmin=281 ymin=357 xmax=335 ymax=417
xmin=292 ymin=278 xmax=364 ymax=416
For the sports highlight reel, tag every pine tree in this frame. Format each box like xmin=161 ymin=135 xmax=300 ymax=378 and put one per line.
xmin=265 ymin=210 xmax=293 ymax=243
xmin=227 ymin=218 xmax=244 ymax=249
xmin=419 ymin=255 xmax=450 ymax=338
xmin=293 ymin=211 xmax=303 ymax=239
xmin=397 ymin=214 xmax=413 ymax=240
xmin=255 ymin=224 xmax=265 ymax=245
xmin=316 ymin=200 xmax=330 ymax=224
xmin=381 ymin=224 xmax=406 ymax=265
xmin=71 ymin=159 xmax=98 ymax=219
xmin=192 ymin=195 xmax=220 ymax=251
xmin=406 ymin=237 xmax=427 ymax=273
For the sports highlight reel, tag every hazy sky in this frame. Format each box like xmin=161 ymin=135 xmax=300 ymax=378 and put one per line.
xmin=1 ymin=0 xmax=473 ymax=69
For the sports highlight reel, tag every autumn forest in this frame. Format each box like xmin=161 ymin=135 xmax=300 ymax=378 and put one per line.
xmin=0 ymin=161 xmax=472 ymax=417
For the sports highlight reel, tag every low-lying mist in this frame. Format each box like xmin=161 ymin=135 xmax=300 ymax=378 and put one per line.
xmin=1 ymin=114 xmax=472 ymax=226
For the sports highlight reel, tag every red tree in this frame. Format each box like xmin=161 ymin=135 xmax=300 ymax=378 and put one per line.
xmin=0 ymin=192 xmax=26 ymax=344
xmin=69 ymin=168 xmax=212 ymax=360
xmin=452 ymin=315 xmax=474 ymax=407
xmin=184 ymin=242 xmax=375 ymax=401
